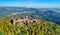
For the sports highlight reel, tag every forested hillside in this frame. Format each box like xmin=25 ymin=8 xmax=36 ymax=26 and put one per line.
xmin=0 ymin=16 xmax=60 ymax=35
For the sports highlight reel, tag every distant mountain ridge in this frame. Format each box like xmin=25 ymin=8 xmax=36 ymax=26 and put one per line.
xmin=0 ymin=7 xmax=60 ymax=25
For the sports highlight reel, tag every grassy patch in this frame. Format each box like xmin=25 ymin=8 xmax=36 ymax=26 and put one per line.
xmin=0 ymin=32 xmax=4 ymax=35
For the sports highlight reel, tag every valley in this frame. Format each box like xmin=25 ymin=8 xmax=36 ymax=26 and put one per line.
xmin=0 ymin=7 xmax=60 ymax=25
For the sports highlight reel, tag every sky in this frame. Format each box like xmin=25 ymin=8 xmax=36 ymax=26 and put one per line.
xmin=0 ymin=0 xmax=60 ymax=8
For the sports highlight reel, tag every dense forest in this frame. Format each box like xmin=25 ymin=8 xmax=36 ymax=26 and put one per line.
xmin=0 ymin=16 xmax=60 ymax=35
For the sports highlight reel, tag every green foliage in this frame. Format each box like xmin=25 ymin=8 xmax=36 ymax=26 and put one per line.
xmin=0 ymin=17 xmax=60 ymax=35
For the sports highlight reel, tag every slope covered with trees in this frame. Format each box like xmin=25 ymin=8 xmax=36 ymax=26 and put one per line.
xmin=0 ymin=16 xmax=60 ymax=35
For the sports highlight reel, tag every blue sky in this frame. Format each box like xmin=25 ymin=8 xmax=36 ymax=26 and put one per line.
xmin=0 ymin=0 xmax=60 ymax=8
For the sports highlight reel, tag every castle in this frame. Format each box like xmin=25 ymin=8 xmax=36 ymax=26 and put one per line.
xmin=10 ymin=16 xmax=40 ymax=25
xmin=10 ymin=16 xmax=34 ymax=25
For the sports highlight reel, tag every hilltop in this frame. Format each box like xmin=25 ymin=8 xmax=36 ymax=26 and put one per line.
xmin=0 ymin=16 xmax=60 ymax=35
